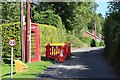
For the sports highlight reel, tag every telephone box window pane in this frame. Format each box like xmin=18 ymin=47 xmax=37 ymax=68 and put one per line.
xmin=31 ymin=32 xmax=36 ymax=58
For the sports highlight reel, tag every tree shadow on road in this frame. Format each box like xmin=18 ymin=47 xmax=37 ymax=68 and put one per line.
xmin=38 ymin=48 xmax=119 ymax=79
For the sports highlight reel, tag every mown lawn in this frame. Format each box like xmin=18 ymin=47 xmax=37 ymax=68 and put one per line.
xmin=1 ymin=60 xmax=52 ymax=79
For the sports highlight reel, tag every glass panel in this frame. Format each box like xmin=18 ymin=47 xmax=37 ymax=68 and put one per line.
xmin=31 ymin=32 xmax=36 ymax=58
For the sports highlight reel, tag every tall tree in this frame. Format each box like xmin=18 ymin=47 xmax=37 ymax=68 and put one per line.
xmin=1 ymin=2 xmax=20 ymax=23
xmin=32 ymin=2 xmax=103 ymax=38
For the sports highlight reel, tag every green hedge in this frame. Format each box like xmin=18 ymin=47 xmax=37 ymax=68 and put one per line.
xmin=2 ymin=22 xmax=67 ymax=58
xmin=39 ymin=24 xmax=67 ymax=53
xmin=104 ymin=13 xmax=120 ymax=72
xmin=66 ymin=35 xmax=83 ymax=48
xmin=82 ymin=37 xmax=104 ymax=47
xmin=2 ymin=22 xmax=86 ymax=58
xmin=2 ymin=22 xmax=21 ymax=58
xmin=0 ymin=25 xmax=2 ymax=44
xmin=95 ymin=40 xmax=104 ymax=47
xmin=82 ymin=37 xmax=92 ymax=47
xmin=0 ymin=25 xmax=2 ymax=59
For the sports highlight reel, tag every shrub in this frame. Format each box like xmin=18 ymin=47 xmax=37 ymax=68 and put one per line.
xmin=2 ymin=22 xmax=21 ymax=58
xmin=82 ymin=37 xmax=92 ymax=47
xmin=66 ymin=35 xmax=83 ymax=48
xmin=91 ymin=40 xmax=105 ymax=47
xmin=0 ymin=25 xmax=2 ymax=43
xmin=39 ymin=24 xmax=67 ymax=53
xmin=1 ymin=22 xmax=67 ymax=58
xmin=99 ymin=40 xmax=104 ymax=46
xmin=104 ymin=13 xmax=120 ymax=72
xmin=90 ymin=39 xmax=96 ymax=47
xmin=33 ymin=10 xmax=63 ymax=29
xmin=0 ymin=25 xmax=2 ymax=60
xmin=82 ymin=37 xmax=104 ymax=47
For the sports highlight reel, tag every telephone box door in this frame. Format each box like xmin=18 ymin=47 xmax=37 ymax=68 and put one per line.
xmin=24 ymin=23 xmax=41 ymax=62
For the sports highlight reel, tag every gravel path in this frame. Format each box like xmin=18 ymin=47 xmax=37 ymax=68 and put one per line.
xmin=37 ymin=47 xmax=119 ymax=79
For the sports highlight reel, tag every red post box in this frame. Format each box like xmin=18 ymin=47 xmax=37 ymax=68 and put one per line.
xmin=24 ymin=23 xmax=41 ymax=62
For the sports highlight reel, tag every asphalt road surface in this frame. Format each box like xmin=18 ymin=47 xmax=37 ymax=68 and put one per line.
xmin=37 ymin=47 xmax=119 ymax=80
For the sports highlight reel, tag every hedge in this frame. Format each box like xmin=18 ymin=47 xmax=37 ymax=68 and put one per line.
xmin=104 ymin=13 xmax=120 ymax=72
xmin=82 ymin=37 xmax=92 ymax=47
xmin=2 ymin=22 xmax=88 ymax=59
xmin=0 ymin=25 xmax=2 ymax=59
xmin=66 ymin=35 xmax=83 ymax=48
xmin=39 ymin=24 xmax=67 ymax=53
xmin=2 ymin=22 xmax=67 ymax=58
xmin=82 ymin=37 xmax=104 ymax=47
xmin=2 ymin=22 xmax=21 ymax=58
xmin=0 ymin=25 xmax=2 ymax=43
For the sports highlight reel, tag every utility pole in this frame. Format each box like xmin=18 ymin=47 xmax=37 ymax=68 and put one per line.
xmin=26 ymin=0 xmax=31 ymax=63
xmin=20 ymin=1 xmax=25 ymax=62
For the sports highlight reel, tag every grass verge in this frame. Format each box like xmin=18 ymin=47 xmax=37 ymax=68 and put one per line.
xmin=1 ymin=60 xmax=52 ymax=79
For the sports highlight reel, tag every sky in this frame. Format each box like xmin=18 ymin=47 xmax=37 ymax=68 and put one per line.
xmin=96 ymin=2 xmax=109 ymax=18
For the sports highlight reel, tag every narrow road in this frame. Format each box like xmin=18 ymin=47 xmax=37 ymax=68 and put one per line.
xmin=37 ymin=47 xmax=119 ymax=79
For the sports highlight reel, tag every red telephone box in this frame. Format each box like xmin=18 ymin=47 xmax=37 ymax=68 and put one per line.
xmin=24 ymin=23 xmax=41 ymax=62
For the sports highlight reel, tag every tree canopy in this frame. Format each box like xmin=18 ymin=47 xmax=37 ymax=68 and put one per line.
xmin=1 ymin=2 xmax=104 ymax=39
xmin=31 ymin=2 xmax=104 ymax=38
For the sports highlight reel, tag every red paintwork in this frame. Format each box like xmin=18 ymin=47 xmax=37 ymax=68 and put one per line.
xmin=45 ymin=42 xmax=71 ymax=62
xmin=24 ymin=23 xmax=41 ymax=62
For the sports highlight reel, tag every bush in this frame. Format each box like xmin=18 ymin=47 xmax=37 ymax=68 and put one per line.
xmin=104 ymin=13 xmax=120 ymax=72
xmin=0 ymin=25 xmax=2 ymax=43
xmin=91 ymin=40 xmax=105 ymax=47
xmin=0 ymin=25 xmax=2 ymax=60
xmin=33 ymin=10 xmax=63 ymax=29
xmin=66 ymin=35 xmax=83 ymax=48
xmin=82 ymin=37 xmax=104 ymax=47
xmin=99 ymin=40 xmax=104 ymax=46
xmin=39 ymin=24 xmax=67 ymax=53
xmin=90 ymin=39 xmax=96 ymax=47
xmin=2 ymin=22 xmax=21 ymax=58
xmin=82 ymin=37 xmax=92 ymax=47
xmin=1 ymin=22 xmax=67 ymax=58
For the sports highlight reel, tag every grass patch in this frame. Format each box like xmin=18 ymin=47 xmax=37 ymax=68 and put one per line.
xmin=1 ymin=60 xmax=52 ymax=79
